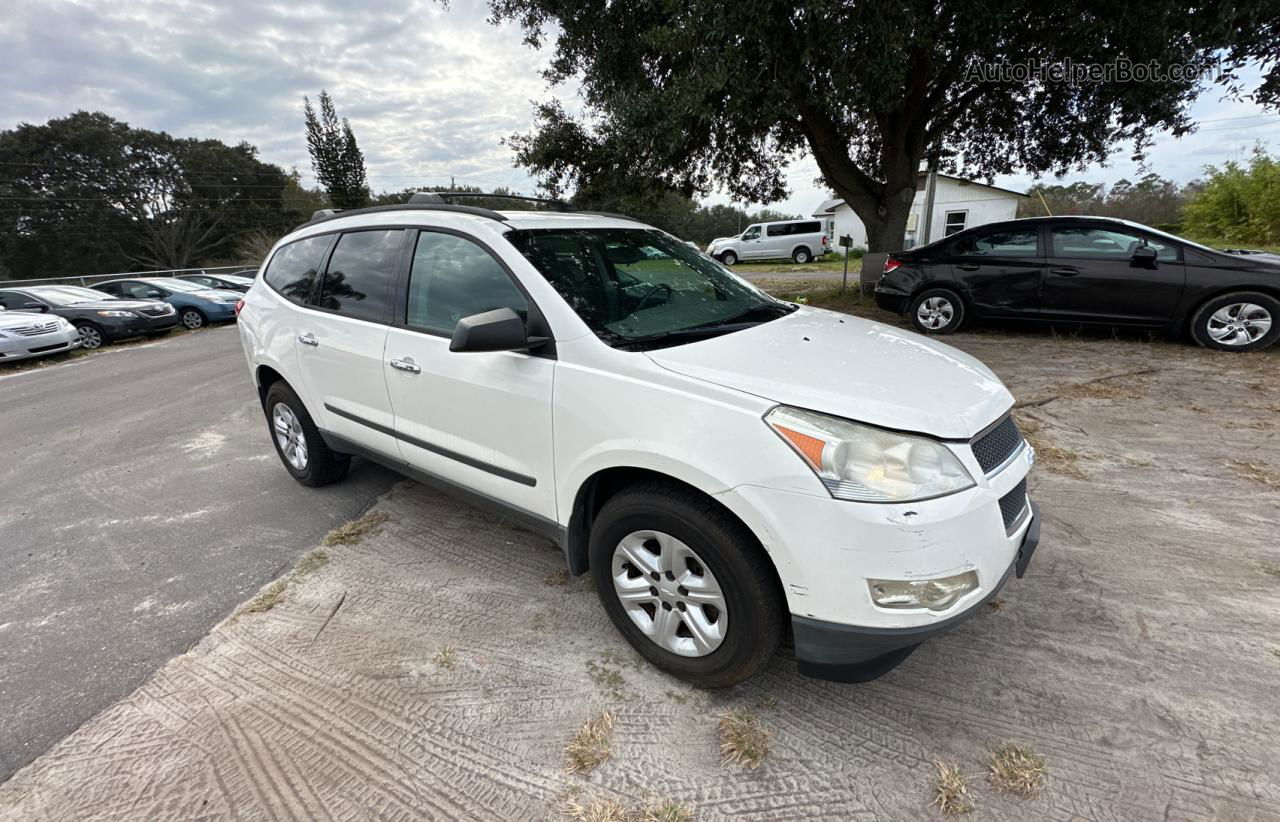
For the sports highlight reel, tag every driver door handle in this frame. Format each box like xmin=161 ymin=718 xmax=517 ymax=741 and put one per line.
xmin=1050 ymin=267 xmax=1080 ymax=277
xmin=297 ymin=333 xmax=319 ymax=347
xmin=389 ymin=357 xmax=421 ymax=374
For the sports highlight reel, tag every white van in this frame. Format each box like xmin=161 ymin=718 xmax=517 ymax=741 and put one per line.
xmin=708 ymin=219 xmax=829 ymax=265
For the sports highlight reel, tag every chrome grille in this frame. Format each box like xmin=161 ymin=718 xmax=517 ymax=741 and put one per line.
xmin=971 ymin=416 xmax=1024 ymax=475
xmin=999 ymin=478 xmax=1029 ymax=532
xmin=9 ymin=321 xmax=60 ymax=337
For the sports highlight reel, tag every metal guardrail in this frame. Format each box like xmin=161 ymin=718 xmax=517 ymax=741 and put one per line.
xmin=1 ymin=264 xmax=258 ymax=288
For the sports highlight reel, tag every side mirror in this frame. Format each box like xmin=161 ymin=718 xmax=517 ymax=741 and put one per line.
xmin=1132 ymin=245 xmax=1158 ymax=267
xmin=23 ymin=302 xmax=48 ymax=312
xmin=449 ymin=307 xmax=547 ymax=353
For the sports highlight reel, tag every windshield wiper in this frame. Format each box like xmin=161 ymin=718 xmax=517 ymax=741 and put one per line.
xmin=611 ymin=325 xmax=738 ymax=350
xmin=693 ymin=301 xmax=797 ymax=330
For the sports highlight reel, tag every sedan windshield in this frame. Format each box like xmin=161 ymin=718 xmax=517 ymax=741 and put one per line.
xmin=506 ymin=228 xmax=792 ymax=348
xmin=145 ymin=278 xmax=202 ymax=292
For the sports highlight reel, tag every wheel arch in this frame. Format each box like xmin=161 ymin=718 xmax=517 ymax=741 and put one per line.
xmin=255 ymin=364 xmax=287 ymax=409
xmin=791 ymin=244 xmax=813 ymax=259
xmin=1180 ymin=284 xmax=1280 ymax=334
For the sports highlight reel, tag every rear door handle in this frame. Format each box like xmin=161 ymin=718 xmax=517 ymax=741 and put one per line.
xmin=1049 ymin=267 xmax=1080 ymax=277
xmin=297 ymin=333 xmax=319 ymax=347
xmin=957 ymin=263 xmax=980 ymax=271
xmin=389 ymin=358 xmax=421 ymax=374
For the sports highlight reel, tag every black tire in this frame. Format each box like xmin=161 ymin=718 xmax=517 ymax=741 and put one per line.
xmin=74 ymin=322 xmax=106 ymax=350
xmin=792 ymin=247 xmax=812 ymax=264
xmin=908 ymin=288 xmax=965 ymax=335
xmin=1188 ymin=291 xmax=1280 ymax=352
xmin=263 ymin=382 xmax=350 ymax=487
xmin=589 ymin=482 xmax=783 ymax=688
xmin=720 ymin=250 xmax=738 ymax=266
xmin=179 ymin=308 xmax=206 ymax=330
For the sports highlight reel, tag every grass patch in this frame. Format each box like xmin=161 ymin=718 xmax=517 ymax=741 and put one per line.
xmin=322 ymin=510 xmax=389 ymax=547
xmin=637 ymin=801 xmax=695 ymax=822
xmin=293 ymin=548 xmax=329 ymax=577
xmin=433 ymin=645 xmax=458 ymax=670
xmin=239 ymin=580 xmax=286 ymax=615
xmin=585 ymin=659 xmax=627 ymax=697
xmin=987 ymin=742 xmax=1047 ymax=798
xmin=1228 ymin=459 xmax=1280 ymax=490
xmin=562 ymin=796 xmax=629 ymax=822
xmin=718 ymin=708 xmax=770 ymax=770
xmin=545 ymin=568 xmax=571 ymax=586
xmin=931 ymin=761 xmax=974 ymax=815
xmin=1261 ymin=562 xmax=1280 ymax=579
xmin=1015 ymin=414 xmax=1086 ymax=479
xmin=566 ymin=711 xmax=615 ymax=774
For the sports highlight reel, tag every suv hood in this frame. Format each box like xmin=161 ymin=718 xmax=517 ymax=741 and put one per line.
xmin=646 ymin=307 xmax=1013 ymax=439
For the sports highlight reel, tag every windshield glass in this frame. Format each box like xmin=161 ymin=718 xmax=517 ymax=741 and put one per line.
xmin=51 ymin=286 xmax=116 ymax=301
xmin=144 ymin=278 xmax=202 ymax=292
xmin=506 ymin=228 xmax=790 ymax=347
xmin=25 ymin=287 xmax=95 ymax=305
xmin=221 ymin=274 xmax=254 ymax=285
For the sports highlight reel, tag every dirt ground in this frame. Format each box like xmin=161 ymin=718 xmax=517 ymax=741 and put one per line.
xmin=2 ymin=317 xmax=1278 ymax=821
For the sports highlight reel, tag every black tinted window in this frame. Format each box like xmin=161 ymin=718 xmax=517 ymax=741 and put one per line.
xmin=264 ymin=235 xmax=331 ymax=304
xmin=316 ymin=230 xmax=403 ymax=322
xmin=767 ymin=224 xmax=790 ymax=237
xmin=1051 ymin=227 xmax=1178 ymax=261
xmin=951 ymin=228 xmax=1038 ymax=257
xmin=797 ymin=221 xmax=821 ymax=234
xmin=407 ymin=232 xmax=527 ymax=336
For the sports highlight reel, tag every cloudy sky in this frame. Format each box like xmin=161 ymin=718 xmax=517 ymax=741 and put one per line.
xmin=3 ymin=0 xmax=1278 ymax=217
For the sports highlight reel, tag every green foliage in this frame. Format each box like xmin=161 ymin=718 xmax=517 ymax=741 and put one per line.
xmin=0 ymin=112 xmax=292 ymax=278
xmin=488 ymin=0 xmax=1277 ymax=252
xmin=1183 ymin=147 xmax=1280 ymax=246
xmin=1019 ymin=173 xmax=1195 ymax=226
xmin=303 ymin=90 xmax=369 ymax=209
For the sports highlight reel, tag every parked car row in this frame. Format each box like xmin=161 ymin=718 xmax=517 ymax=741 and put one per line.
xmin=0 ymin=271 xmax=251 ymax=364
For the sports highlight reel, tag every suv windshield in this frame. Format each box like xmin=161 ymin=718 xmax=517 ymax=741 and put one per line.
xmin=506 ymin=228 xmax=792 ymax=348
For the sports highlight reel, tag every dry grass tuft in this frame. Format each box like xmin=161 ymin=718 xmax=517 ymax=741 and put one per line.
xmin=239 ymin=580 xmax=286 ymax=615
xmin=1016 ymin=414 xmax=1086 ymax=479
xmin=544 ymin=568 xmax=571 ymax=586
xmin=718 ymin=708 xmax=770 ymax=769
xmin=987 ymin=741 xmax=1047 ymax=797
xmin=1261 ymin=562 xmax=1280 ymax=580
xmin=561 ymin=796 xmax=629 ymax=822
xmin=566 ymin=711 xmax=615 ymax=773
xmin=637 ymin=801 xmax=695 ymax=822
xmin=986 ymin=598 xmax=1004 ymax=613
xmin=323 ymin=510 xmax=389 ymax=547
xmin=931 ymin=760 xmax=974 ymax=815
xmin=433 ymin=645 xmax=458 ymax=670
xmin=1228 ymin=459 xmax=1280 ymax=490
xmin=293 ymin=548 xmax=329 ymax=577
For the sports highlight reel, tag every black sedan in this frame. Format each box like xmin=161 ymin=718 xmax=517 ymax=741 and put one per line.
xmin=0 ymin=285 xmax=179 ymax=349
xmin=177 ymin=272 xmax=255 ymax=292
xmin=874 ymin=216 xmax=1280 ymax=352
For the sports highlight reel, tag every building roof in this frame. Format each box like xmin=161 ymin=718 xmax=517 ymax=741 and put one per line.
xmin=811 ymin=173 xmax=1026 ymax=216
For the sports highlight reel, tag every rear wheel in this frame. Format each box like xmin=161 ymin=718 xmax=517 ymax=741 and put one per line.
xmin=263 ymin=382 xmax=350 ymax=486
xmin=1189 ymin=291 xmax=1279 ymax=352
xmin=909 ymin=288 xmax=965 ymax=334
xmin=180 ymin=308 xmax=206 ymax=330
xmin=720 ymin=251 xmax=738 ymax=266
xmin=792 ymin=247 xmax=812 ymax=264
xmin=589 ymin=482 xmax=783 ymax=688
xmin=74 ymin=322 xmax=105 ymax=350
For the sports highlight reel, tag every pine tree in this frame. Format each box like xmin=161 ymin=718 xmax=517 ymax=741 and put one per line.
xmin=303 ymin=90 xmax=369 ymax=209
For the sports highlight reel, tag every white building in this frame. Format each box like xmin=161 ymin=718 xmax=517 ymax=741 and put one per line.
xmin=813 ymin=173 xmax=1026 ymax=253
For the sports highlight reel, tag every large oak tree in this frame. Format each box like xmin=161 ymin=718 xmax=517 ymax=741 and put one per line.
xmin=489 ymin=0 xmax=1279 ymax=251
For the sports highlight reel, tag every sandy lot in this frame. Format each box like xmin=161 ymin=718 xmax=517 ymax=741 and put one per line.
xmin=1 ymin=319 xmax=1277 ymax=821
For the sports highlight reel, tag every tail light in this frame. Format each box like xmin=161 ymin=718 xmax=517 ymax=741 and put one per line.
xmin=884 ymin=256 xmax=903 ymax=274
xmin=821 ymin=235 xmax=828 ymax=246
xmin=234 ymin=299 xmax=245 ymax=317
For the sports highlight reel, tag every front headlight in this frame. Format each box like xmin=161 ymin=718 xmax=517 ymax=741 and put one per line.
xmin=765 ymin=406 xmax=975 ymax=502
xmin=96 ymin=310 xmax=136 ymax=318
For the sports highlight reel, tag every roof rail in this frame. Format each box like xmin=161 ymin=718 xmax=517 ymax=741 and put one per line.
xmin=297 ymin=202 xmax=508 ymax=231
xmin=414 ymin=191 xmax=574 ymax=211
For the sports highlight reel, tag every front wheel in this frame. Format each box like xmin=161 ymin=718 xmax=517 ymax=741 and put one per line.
xmin=180 ymin=308 xmax=206 ymax=330
xmin=909 ymin=288 xmax=965 ymax=334
xmin=263 ymin=382 xmax=350 ymax=487
xmin=589 ymin=483 xmax=783 ymax=688
xmin=74 ymin=322 xmax=105 ymax=350
xmin=1189 ymin=291 xmax=1279 ymax=352
xmin=720 ymin=251 xmax=738 ymax=266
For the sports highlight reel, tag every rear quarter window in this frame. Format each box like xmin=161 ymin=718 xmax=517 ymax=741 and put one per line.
xmin=263 ymin=235 xmax=333 ymax=304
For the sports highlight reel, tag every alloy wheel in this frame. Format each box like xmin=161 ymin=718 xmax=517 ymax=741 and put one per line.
xmin=272 ymin=402 xmax=308 ymax=471
xmin=611 ymin=530 xmax=727 ymax=657
xmin=181 ymin=310 xmax=204 ymax=329
xmin=78 ymin=326 xmax=103 ymax=349
xmin=916 ymin=296 xmax=955 ymax=330
xmin=1206 ymin=302 xmax=1271 ymax=346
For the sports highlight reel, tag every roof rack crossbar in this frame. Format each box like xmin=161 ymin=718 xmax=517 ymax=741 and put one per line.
xmin=297 ymin=202 xmax=508 ymax=231
xmin=414 ymin=191 xmax=575 ymax=211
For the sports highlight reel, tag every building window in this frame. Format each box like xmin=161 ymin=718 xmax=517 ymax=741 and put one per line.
xmin=944 ymin=210 xmax=967 ymax=236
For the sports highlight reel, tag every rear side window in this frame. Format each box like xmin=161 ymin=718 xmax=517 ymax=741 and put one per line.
xmin=406 ymin=232 xmax=527 ymax=336
xmin=950 ymin=228 xmax=1038 ymax=257
xmin=263 ymin=235 xmax=332 ymax=304
xmin=316 ymin=230 xmax=404 ymax=322
xmin=767 ymin=224 xmax=790 ymax=237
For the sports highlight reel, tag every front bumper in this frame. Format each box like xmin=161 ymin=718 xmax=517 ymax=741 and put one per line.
xmin=102 ymin=313 xmax=179 ymax=339
xmin=793 ymin=502 xmax=1040 ymax=682
xmin=0 ymin=328 xmax=82 ymax=361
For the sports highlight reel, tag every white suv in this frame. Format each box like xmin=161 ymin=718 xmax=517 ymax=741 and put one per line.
xmin=238 ymin=195 xmax=1039 ymax=686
